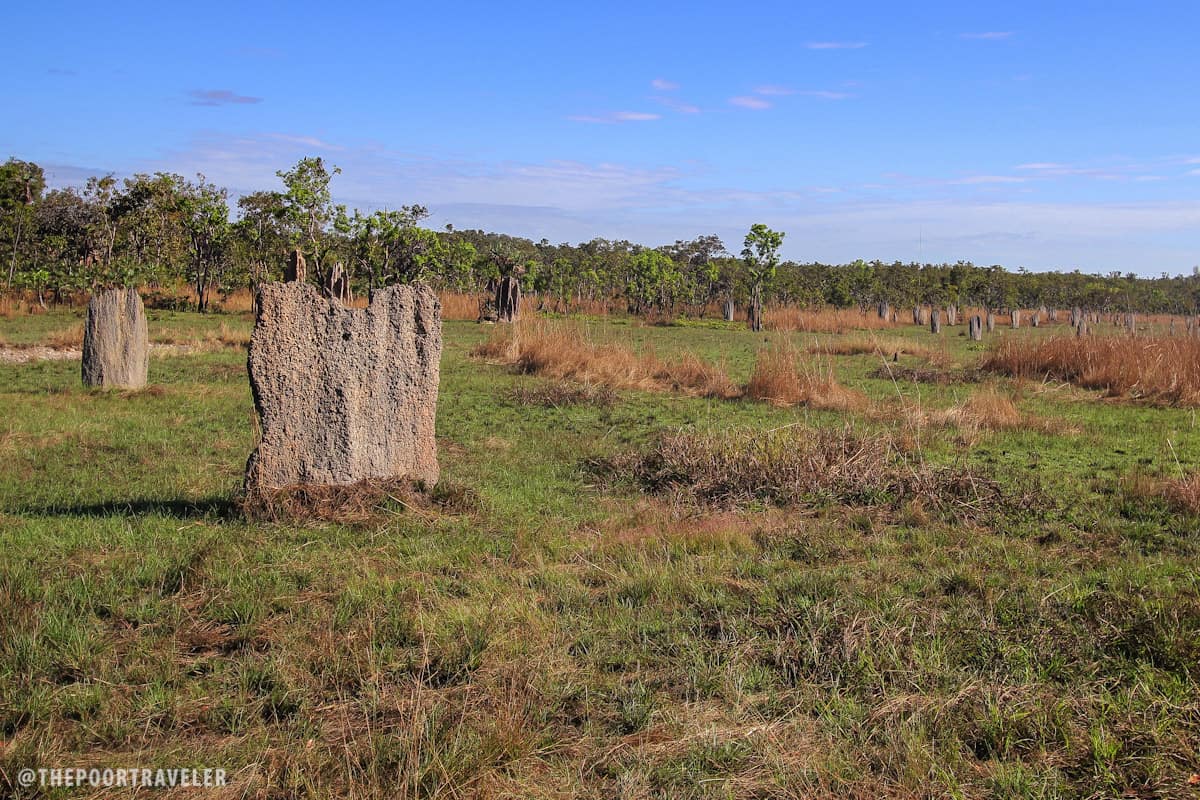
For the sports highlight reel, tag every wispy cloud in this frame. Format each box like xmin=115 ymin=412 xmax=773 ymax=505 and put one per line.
xmin=1014 ymin=160 xmax=1150 ymax=180
xmin=797 ymin=90 xmax=852 ymax=100
xmin=805 ymin=41 xmax=867 ymax=49
xmin=568 ymin=110 xmax=661 ymax=123
xmin=947 ymin=175 xmax=1029 ymax=185
xmin=650 ymin=78 xmax=679 ymax=91
xmin=753 ymin=85 xmax=795 ymax=96
xmin=729 ymin=96 xmax=771 ymax=110
xmin=653 ymin=96 xmax=701 ymax=114
xmin=47 ymin=67 xmax=77 ymax=76
xmin=188 ymin=89 xmax=263 ymax=106
xmin=266 ymin=132 xmax=341 ymax=150
xmin=960 ymin=31 xmax=1014 ymax=40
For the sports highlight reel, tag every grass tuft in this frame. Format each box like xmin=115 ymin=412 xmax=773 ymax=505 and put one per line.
xmin=982 ymin=334 xmax=1200 ymax=405
xmin=744 ymin=338 xmax=866 ymax=411
xmin=473 ymin=319 xmax=741 ymax=399
xmin=595 ymin=424 xmax=1035 ymax=522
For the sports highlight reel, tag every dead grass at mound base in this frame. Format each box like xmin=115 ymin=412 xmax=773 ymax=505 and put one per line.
xmin=241 ymin=478 xmax=478 ymax=523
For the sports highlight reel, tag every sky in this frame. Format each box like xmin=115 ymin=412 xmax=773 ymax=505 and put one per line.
xmin=2 ymin=0 xmax=1198 ymax=274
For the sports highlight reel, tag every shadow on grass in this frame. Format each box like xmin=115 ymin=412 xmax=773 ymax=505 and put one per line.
xmin=11 ymin=496 xmax=239 ymax=520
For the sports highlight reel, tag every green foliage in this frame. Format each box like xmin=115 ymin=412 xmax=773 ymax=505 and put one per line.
xmin=4 ymin=154 xmax=1200 ymax=317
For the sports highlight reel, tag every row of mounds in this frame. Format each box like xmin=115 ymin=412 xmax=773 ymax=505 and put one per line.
xmin=80 ymin=278 xmax=448 ymax=522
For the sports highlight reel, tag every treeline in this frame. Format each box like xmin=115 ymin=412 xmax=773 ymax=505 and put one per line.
xmin=2 ymin=155 xmax=1198 ymax=315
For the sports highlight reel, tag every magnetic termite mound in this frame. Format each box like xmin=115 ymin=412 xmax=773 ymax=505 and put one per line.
xmin=244 ymin=282 xmax=442 ymax=494
xmin=82 ymin=287 xmax=148 ymax=388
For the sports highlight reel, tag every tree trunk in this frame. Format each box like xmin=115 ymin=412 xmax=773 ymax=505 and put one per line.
xmin=495 ymin=275 xmax=521 ymax=322
xmin=748 ymin=287 xmax=763 ymax=332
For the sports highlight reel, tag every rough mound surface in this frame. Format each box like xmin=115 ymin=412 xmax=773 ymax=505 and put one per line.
xmin=82 ymin=288 xmax=148 ymax=388
xmin=245 ymin=282 xmax=442 ymax=491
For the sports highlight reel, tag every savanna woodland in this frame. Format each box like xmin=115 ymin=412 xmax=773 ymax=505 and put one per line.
xmin=2 ymin=153 xmax=1199 ymax=800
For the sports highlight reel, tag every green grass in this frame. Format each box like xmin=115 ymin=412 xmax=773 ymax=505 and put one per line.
xmin=1 ymin=309 xmax=1197 ymax=798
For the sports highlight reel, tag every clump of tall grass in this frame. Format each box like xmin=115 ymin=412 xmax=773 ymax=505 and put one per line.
xmin=1163 ymin=474 xmax=1200 ymax=515
xmin=921 ymin=386 xmax=1079 ymax=437
xmin=476 ymin=322 xmax=864 ymax=409
xmin=439 ymin=291 xmax=486 ymax=321
xmin=981 ymin=335 xmax=1200 ymax=406
xmin=472 ymin=319 xmax=740 ymax=399
xmin=766 ymin=306 xmax=898 ymax=334
xmin=744 ymin=338 xmax=866 ymax=411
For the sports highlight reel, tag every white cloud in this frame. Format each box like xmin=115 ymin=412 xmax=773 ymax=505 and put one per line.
xmin=753 ymin=85 xmax=795 ymax=96
xmin=568 ymin=110 xmax=660 ymax=123
xmin=805 ymin=41 xmax=867 ymax=49
xmin=947 ymin=175 xmax=1029 ymax=185
xmin=797 ymin=90 xmax=852 ymax=100
xmin=730 ymin=96 xmax=771 ymax=110
xmin=1016 ymin=162 xmax=1067 ymax=170
xmin=960 ymin=31 xmax=1014 ymax=40
xmin=650 ymin=78 xmax=679 ymax=91
xmin=653 ymin=96 xmax=701 ymax=114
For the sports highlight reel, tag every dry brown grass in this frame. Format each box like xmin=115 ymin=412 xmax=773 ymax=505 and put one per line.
xmin=766 ymin=306 xmax=898 ymax=334
xmin=1164 ymin=473 xmax=1200 ymax=515
xmin=152 ymin=320 xmax=250 ymax=349
xmin=927 ymin=386 xmax=1078 ymax=436
xmin=895 ymin=385 xmax=1080 ymax=440
xmin=439 ymin=291 xmax=485 ymax=321
xmin=810 ymin=333 xmax=945 ymax=363
xmin=241 ymin=478 xmax=478 ymax=523
xmin=744 ymin=339 xmax=866 ymax=411
xmin=510 ymin=381 xmax=617 ymax=408
xmin=593 ymin=425 xmax=1035 ymax=523
xmin=473 ymin=320 xmax=740 ymax=399
xmin=981 ymin=334 xmax=1200 ymax=406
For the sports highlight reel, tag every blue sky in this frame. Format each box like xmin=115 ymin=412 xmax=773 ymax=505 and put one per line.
xmin=3 ymin=0 xmax=1198 ymax=273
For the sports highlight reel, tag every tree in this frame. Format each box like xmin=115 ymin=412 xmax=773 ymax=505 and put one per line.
xmin=0 ymin=158 xmax=45 ymax=289
xmin=741 ymin=223 xmax=784 ymax=331
xmin=111 ymin=172 xmax=187 ymax=286
xmin=276 ymin=157 xmax=340 ymax=294
xmin=234 ymin=191 xmax=287 ymax=290
xmin=176 ymin=175 xmax=230 ymax=312
xmin=627 ymin=249 xmax=680 ymax=315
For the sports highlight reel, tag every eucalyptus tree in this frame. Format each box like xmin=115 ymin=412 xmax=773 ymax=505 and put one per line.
xmin=0 ymin=158 xmax=45 ymax=289
xmin=111 ymin=172 xmax=188 ymax=286
xmin=276 ymin=157 xmax=340 ymax=294
xmin=741 ymin=223 xmax=784 ymax=331
xmin=176 ymin=175 xmax=230 ymax=312
xmin=235 ymin=190 xmax=287 ymax=290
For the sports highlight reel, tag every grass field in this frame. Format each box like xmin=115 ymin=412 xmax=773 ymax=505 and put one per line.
xmin=1 ymin=306 xmax=1198 ymax=799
